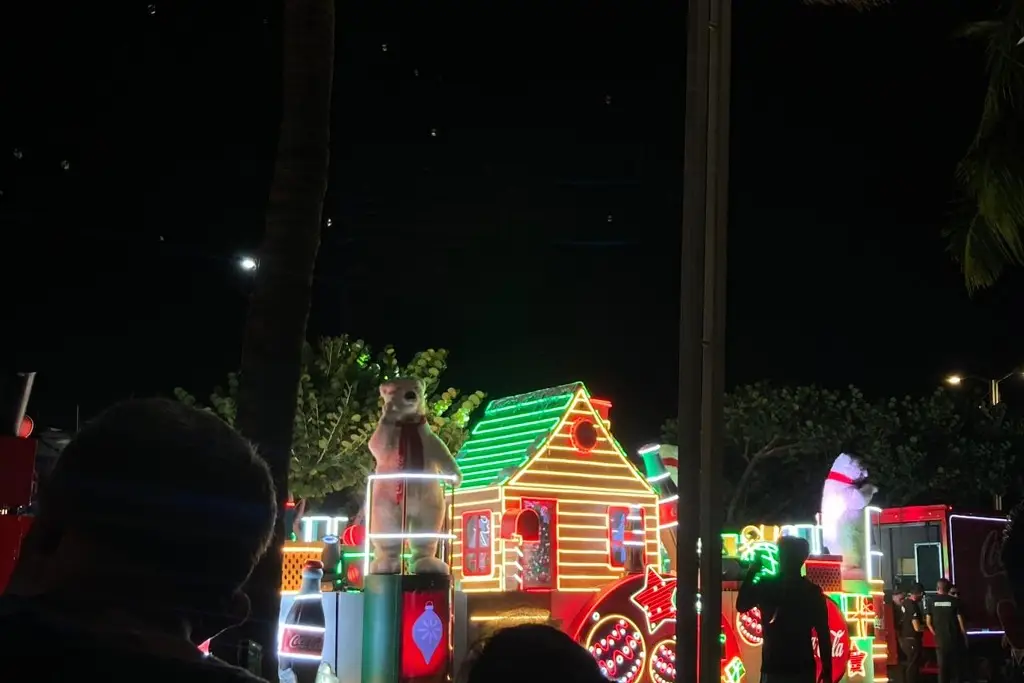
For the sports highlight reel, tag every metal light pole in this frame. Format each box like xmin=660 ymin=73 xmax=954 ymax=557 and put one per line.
xmin=677 ymin=0 xmax=731 ymax=679
xmin=945 ymin=368 xmax=1022 ymax=511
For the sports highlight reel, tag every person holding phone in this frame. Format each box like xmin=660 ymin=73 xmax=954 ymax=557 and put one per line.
xmin=737 ymin=536 xmax=832 ymax=683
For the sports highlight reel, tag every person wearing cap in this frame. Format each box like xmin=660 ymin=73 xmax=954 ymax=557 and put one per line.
xmin=927 ymin=578 xmax=968 ymax=683
xmin=899 ymin=583 xmax=927 ymax=683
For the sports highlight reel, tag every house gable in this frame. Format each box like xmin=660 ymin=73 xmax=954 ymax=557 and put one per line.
xmin=507 ymin=385 xmax=655 ymax=497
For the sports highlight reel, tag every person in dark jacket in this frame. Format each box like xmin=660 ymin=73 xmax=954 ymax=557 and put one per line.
xmin=736 ymin=535 xmax=832 ymax=683
xmin=898 ymin=583 xmax=927 ymax=683
xmin=0 ymin=399 xmax=277 ymax=683
xmin=927 ymin=578 xmax=968 ymax=683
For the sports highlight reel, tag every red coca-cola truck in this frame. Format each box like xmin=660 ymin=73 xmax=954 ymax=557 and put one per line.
xmin=872 ymin=505 xmax=1020 ymax=680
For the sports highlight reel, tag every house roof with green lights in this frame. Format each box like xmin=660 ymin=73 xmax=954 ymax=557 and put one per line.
xmin=455 ymin=382 xmax=585 ymax=490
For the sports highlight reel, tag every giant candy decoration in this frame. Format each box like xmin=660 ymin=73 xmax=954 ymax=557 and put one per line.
xmin=368 ymin=378 xmax=462 ymax=574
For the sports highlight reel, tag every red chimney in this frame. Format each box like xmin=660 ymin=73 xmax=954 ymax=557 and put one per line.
xmin=590 ymin=398 xmax=612 ymax=422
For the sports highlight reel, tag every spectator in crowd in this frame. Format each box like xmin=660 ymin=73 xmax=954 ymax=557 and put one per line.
xmin=460 ymin=624 xmax=607 ymax=683
xmin=0 ymin=399 xmax=277 ymax=683
xmin=736 ymin=535 xmax=831 ymax=683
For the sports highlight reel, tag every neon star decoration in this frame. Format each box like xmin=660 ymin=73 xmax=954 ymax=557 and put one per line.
xmin=630 ymin=567 xmax=678 ymax=634
xmin=847 ymin=642 xmax=867 ymax=678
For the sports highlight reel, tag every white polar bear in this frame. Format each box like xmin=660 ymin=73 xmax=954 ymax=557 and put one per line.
xmin=368 ymin=377 xmax=462 ymax=575
xmin=820 ymin=453 xmax=877 ymax=576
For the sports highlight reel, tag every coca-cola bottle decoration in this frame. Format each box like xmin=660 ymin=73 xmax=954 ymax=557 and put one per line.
xmin=411 ymin=601 xmax=443 ymax=663
xmin=279 ymin=560 xmax=327 ymax=683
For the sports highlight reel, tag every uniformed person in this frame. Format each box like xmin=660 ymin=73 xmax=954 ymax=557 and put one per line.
xmin=927 ymin=578 xmax=968 ymax=683
xmin=899 ymin=583 xmax=926 ymax=683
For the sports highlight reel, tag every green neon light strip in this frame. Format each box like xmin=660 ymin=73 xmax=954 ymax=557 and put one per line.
xmin=472 ymin=416 xmax=563 ymax=436
xmin=484 ymin=392 xmax=575 ymax=415
xmin=460 ymin=437 xmax=542 ymax=456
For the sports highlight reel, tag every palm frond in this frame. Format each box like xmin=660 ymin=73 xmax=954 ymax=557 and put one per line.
xmin=951 ymin=3 xmax=1024 ymax=290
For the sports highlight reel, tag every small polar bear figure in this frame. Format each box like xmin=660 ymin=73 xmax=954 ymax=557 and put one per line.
xmin=820 ymin=453 xmax=877 ymax=576
xmin=368 ymin=377 xmax=462 ymax=575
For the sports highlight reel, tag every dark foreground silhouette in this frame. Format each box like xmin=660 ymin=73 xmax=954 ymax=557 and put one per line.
xmin=0 ymin=399 xmax=277 ymax=682
xmin=736 ymin=536 xmax=832 ymax=683
xmin=460 ymin=624 xmax=607 ymax=683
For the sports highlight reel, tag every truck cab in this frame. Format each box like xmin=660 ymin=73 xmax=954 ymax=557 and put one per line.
xmin=871 ymin=505 xmax=1014 ymax=680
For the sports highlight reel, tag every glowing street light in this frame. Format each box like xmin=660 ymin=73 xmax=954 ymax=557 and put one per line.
xmin=238 ymin=255 xmax=258 ymax=272
xmin=944 ymin=368 xmax=1023 ymax=406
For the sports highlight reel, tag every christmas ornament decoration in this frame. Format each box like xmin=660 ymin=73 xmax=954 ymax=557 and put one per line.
xmin=411 ymin=602 xmax=444 ymax=663
xmin=586 ymin=616 xmax=646 ymax=683
xmin=648 ymin=639 xmax=676 ymax=683
xmin=736 ymin=607 xmax=763 ymax=646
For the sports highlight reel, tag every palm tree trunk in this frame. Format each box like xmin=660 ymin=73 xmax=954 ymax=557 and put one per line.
xmin=233 ymin=0 xmax=334 ymax=678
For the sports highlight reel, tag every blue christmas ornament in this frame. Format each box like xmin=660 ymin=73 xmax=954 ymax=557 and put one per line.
xmin=412 ymin=601 xmax=443 ymax=663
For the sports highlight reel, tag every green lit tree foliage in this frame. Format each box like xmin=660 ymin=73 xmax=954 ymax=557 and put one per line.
xmin=176 ymin=336 xmax=485 ymax=504
xmin=661 ymin=383 xmax=1021 ymax=523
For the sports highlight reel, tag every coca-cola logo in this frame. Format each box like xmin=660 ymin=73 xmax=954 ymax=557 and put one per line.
xmin=980 ymin=530 xmax=1005 ymax=579
xmin=282 ymin=628 xmax=325 ymax=655
xmin=812 ymin=598 xmax=852 ymax=683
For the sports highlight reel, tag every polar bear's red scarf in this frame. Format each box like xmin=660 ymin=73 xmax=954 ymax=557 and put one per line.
xmin=394 ymin=416 xmax=427 ymax=504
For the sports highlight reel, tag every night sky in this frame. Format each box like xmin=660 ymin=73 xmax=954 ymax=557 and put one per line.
xmin=3 ymin=0 xmax=1021 ymax=451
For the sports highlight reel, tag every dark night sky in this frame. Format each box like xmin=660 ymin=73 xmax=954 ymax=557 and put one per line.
xmin=3 ymin=0 xmax=1022 ymax=451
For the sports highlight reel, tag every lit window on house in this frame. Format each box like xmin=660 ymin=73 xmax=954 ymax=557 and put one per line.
xmin=462 ymin=511 xmax=493 ymax=577
xmin=609 ymin=506 xmax=646 ymax=568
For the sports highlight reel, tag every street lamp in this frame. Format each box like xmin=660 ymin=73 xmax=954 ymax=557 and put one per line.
xmin=944 ymin=367 xmax=1022 ymax=512
xmin=944 ymin=369 xmax=1022 ymax=406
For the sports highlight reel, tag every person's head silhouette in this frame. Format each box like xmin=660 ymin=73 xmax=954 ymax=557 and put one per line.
xmin=9 ymin=398 xmax=276 ymax=644
xmin=461 ymin=624 xmax=606 ymax=683
xmin=777 ymin=535 xmax=811 ymax=577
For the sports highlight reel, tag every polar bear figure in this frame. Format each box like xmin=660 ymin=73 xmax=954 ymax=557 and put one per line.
xmin=368 ymin=377 xmax=462 ymax=574
xmin=820 ymin=453 xmax=877 ymax=577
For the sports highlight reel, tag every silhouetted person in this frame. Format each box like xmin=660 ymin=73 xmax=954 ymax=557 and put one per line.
xmin=736 ymin=536 xmax=831 ymax=683
xmin=898 ymin=583 xmax=926 ymax=683
xmin=460 ymin=624 xmax=607 ymax=683
xmin=0 ymin=399 xmax=277 ymax=682
xmin=927 ymin=578 xmax=968 ymax=683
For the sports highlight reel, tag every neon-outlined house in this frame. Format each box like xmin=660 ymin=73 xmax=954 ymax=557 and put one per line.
xmin=451 ymin=382 xmax=659 ymax=593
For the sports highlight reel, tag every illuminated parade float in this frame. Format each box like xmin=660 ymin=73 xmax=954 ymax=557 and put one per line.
xmin=269 ymin=381 xmax=1015 ymax=683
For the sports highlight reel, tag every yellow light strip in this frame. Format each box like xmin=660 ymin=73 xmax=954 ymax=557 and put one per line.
xmin=514 ymin=469 xmax=646 ymax=483
xmin=507 ymin=482 xmax=659 ymax=498
xmin=539 ymin=457 xmax=630 ymax=469
xmin=453 ymin=498 xmax=501 ymax=509
xmin=469 ymin=614 xmax=551 ymax=623
xmin=546 ymin=446 xmax=620 ymax=456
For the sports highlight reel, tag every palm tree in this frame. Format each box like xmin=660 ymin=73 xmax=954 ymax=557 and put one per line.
xmin=947 ymin=5 xmax=1024 ymax=290
xmin=233 ymin=0 xmax=335 ymax=677
xmin=804 ymin=0 xmax=1024 ymax=289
